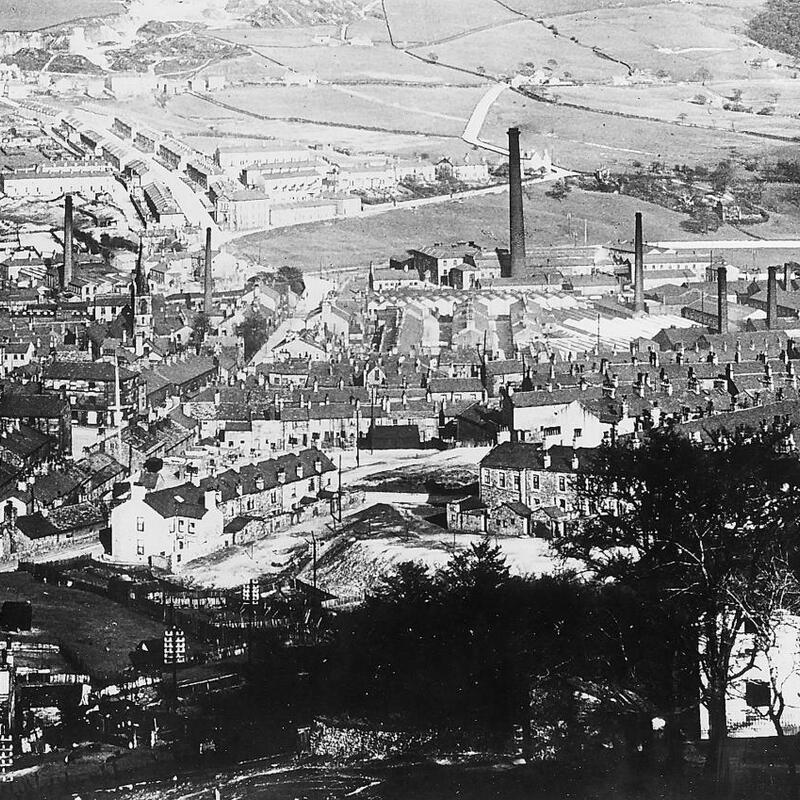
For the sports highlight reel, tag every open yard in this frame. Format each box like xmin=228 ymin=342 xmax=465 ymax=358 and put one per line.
xmin=0 ymin=571 xmax=169 ymax=682
xmin=228 ymin=185 xmax=751 ymax=270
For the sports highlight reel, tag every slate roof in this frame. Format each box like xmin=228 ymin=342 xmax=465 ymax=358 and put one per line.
xmin=427 ymin=378 xmax=484 ymax=394
xmin=144 ymin=482 xmax=209 ymax=520
xmin=0 ymin=392 xmax=68 ymax=419
xmin=16 ymin=502 xmax=105 ymax=540
xmin=43 ymin=360 xmax=136 ymax=382
xmin=481 ymin=442 xmax=597 ymax=473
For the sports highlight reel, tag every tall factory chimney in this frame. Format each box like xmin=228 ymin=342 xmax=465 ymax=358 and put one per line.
xmin=633 ymin=211 xmax=645 ymax=314
xmin=204 ymin=227 xmax=213 ymax=315
xmin=717 ymin=266 xmax=728 ymax=335
xmin=767 ymin=265 xmax=779 ymax=330
xmin=508 ymin=127 xmax=526 ymax=278
xmin=62 ymin=194 xmax=73 ymax=290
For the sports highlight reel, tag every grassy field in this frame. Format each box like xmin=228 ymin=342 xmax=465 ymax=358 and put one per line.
xmin=250 ymin=41 xmax=480 ymax=83
xmin=483 ymin=89 xmax=787 ymax=172
xmin=0 ymin=572 xmax=169 ymax=682
xmin=383 ymin=0 xmax=516 ymax=44
xmin=227 ymin=185 xmax=750 ymax=270
xmin=423 ymin=19 xmax=627 ymax=82
xmin=209 ymin=84 xmax=477 ymax=136
xmin=554 ymin=82 xmax=800 ymax=140
xmin=551 ymin=1 xmax=785 ymax=81
xmin=0 ymin=0 xmax=122 ymax=30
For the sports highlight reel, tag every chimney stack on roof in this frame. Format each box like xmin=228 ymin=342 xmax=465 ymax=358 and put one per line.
xmin=633 ymin=211 xmax=645 ymax=314
xmin=717 ymin=266 xmax=729 ymax=334
xmin=204 ymin=227 xmax=213 ymax=315
xmin=508 ymin=127 xmax=526 ymax=278
xmin=767 ymin=265 xmax=779 ymax=330
xmin=62 ymin=194 xmax=73 ymax=290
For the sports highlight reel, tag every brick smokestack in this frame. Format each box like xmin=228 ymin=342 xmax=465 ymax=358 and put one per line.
xmin=767 ymin=265 xmax=778 ymax=330
xmin=62 ymin=194 xmax=73 ymax=290
xmin=508 ymin=127 xmax=526 ymax=278
xmin=717 ymin=265 xmax=728 ymax=334
xmin=204 ymin=227 xmax=212 ymax=315
xmin=633 ymin=211 xmax=645 ymax=314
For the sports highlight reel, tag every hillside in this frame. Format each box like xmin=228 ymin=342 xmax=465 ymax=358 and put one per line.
xmin=226 ymin=0 xmax=380 ymax=27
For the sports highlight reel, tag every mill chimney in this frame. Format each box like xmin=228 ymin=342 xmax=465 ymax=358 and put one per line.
xmin=767 ymin=265 xmax=779 ymax=330
xmin=717 ymin=266 xmax=728 ymax=335
xmin=633 ymin=212 xmax=645 ymax=314
xmin=62 ymin=194 xmax=74 ymax=290
xmin=204 ymin=227 xmax=213 ymax=315
xmin=508 ymin=127 xmax=526 ymax=278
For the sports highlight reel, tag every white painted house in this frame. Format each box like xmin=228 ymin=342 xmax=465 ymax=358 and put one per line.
xmin=700 ymin=611 xmax=800 ymax=739
xmin=110 ymin=482 xmax=225 ymax=571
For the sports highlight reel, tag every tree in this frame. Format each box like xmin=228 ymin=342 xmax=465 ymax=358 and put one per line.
xmin=737 ymin=563 xmax=800 ymax=798
xmin=192 ymin=311 xmax=211 ymax=343
xmin=546 ymin=179 xmax=571 ymax=202
xmin=236 ymin=310 xmax=268 ymax=361
xmin=560 ymin=428 xmax=800 ymax=789
xmin=694 ymin=66 xmax=713 ymax=84
xmin=682 ymin=207 xmax=722 ymax=234
xmin=710 ymin=159 xmax=737 ymax=192
xmin=276 ymin=265 xmax=305 ymax=296
xmin=677 ymin=112 xmax=688 ymax=124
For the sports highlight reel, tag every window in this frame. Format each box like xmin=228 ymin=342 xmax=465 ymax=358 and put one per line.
xmin=745 ymin=680 xmax=770 ymax=708
xmin=178 ymin=519 xmax=185 ymax=531
xmin=136 ymin=517 xmax=144 ymax=532
xmin=189 ymin=521 xmax=195 ymax=532
xmin=573 ymin=428 xmax=582 ymax=439
xmin=531 ymin=475 xmax=540 ymax=490
xmin=558 ymin=477 xmax=566 ymax=492
xmin=499 ymin=473 xmax=506 ymax=488
xmin=513 ymin=475 xmax=520 ymax=490
xmin=136 ymin=540 xmax=144 ymax=556
xmin=543 ymin=426 xmax=561 ymax=437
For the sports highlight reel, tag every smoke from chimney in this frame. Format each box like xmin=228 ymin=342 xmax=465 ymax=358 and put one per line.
xmin=633 ymin=212 xmax=645 ymax=314
xmin=62 ymin=194 xmax=73 ymax=290
xmin=508 ymin=127 xmax=526 ymax=278
xmin=717 ymin=266 xmax=728 ymax=335
xmin=204 ymin=227 xmax=213 ymax=315
xmin=767 ymin=265 xmax=778 ymax=330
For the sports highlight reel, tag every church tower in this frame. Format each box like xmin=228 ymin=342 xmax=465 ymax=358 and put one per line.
xmin=130 ymin=240 xmax=152 ymax=354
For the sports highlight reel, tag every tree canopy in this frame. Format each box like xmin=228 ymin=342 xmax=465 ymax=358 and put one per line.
xmin=559 ymin=426 xmax=800 ymax=784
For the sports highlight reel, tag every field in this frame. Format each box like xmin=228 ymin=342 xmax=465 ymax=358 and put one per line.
xmin=0 ymin=571 xmax=169 ymax=681
xmin=554 ymin=81 xmax=800 ymax=140
xmin=550 ymin=2 xmax=786 ymax=81
xmin=228 ymin=185 xmax=752 ymax=270
xmin=207 ymin=84 xmax=479 ymax=137
xmin=383 ymin=0 xmax=517 ymax=45
xmin=423 ymin=19 xmax=627 ymax=82
xmin=0 ymin=0 xmax=122 ymax=31
xmin=482 ymin=89 xmax=786 ymax=172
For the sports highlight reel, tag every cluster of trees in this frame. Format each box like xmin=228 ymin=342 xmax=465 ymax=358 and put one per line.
xmin=323 ymin=427 xmax=800 ymax=790
xmin=320 ymin=543 xmax=675 ymax=759
xmin=748 ymin=0 xmax=800 ymax=59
